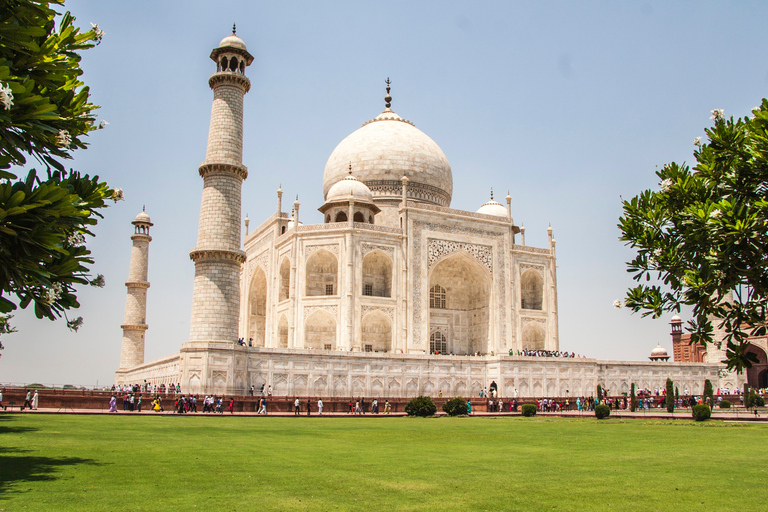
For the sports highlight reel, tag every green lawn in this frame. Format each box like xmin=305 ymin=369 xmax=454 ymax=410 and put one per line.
xmin=0 ymin=414 xmax=765 ymax=511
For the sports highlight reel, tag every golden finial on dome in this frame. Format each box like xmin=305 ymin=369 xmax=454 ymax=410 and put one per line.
xmin=232 ymin=23 xmax=236 ymax=35
xmin=385 ymin=78 xmax=392 ymax=109
xmin=490 ymin=188 xmax=494 ymax=201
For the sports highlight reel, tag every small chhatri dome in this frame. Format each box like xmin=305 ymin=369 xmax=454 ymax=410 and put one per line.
xmin=134 ymin=208 xmax=151 ymax=224
xmin=649 ymin=344 xmax=670 ymax=361
xmin=476 ymin=189 xmax=508 ymax=218
xmin=326 ymin=167 xmax=374 ymax=203
xmin=219 ymin=23 xmax=247 ymax=50
xmin=671 ymin=314 xmax=682 ymax=323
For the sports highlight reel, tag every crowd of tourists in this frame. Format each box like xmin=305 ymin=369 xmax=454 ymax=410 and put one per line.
xmin=511 ymin=349 xmax=583 ymax=358
xmin=112 ymin=382 xmax=181 ymax=395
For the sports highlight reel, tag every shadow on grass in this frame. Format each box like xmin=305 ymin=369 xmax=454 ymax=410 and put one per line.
xmin=0 ymin=453 xmax=101 ymax=499
xmin=0 ymin=416 xmax=101 ymax=499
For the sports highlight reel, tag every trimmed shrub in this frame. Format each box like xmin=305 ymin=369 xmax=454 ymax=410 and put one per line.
xmin=596 ymin=384 xmax=602 ymax=400
xmin=442 ymin=397 xmax=468 ymax=416
xmin=692 ymin=404 xmax=711 ymax=421
xmin=754 ymin=393 xmax=765 ymax=407
xmin=665 ymin=378 xmax=675 ymax=413
xmin=521 ymin=404 xmax=536 ymax=417
xmin=594 ymin=404 xmax=611 ymax=419
xmin=703 ymin=379 xmax=714 ymax=407
xmin=630 ymin=383 xmax=636 ymax=412
xmin=718 ymin=400 xmax=731 ymax=409
xmin=405 ymin=396 xmax=437 ymax=417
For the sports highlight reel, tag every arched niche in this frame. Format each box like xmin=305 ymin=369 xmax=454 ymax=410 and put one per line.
xmin=335 ymin=211 xmax=347 ymax=222
xmin=277 ymin=314 xmax=288 ymax=348
xmin=361 ymin=311 xmax=392 ymax=353
xmin=428 ymin=251 xmax=491 ymax=355
xmin=746 ymin=344 xmax=768 ymax=389
xmin=353 ymin=212 xmax=365 ymax=223
xmin=521 ymin=269 xmax=543 ymax=310
xmin=248 ymin=266 xmax=267 ymax=347
xmin=304 ymin=310 xmax=336 ymax=350
xmin=305 ymin=249 xmax=338 ymax=296
xmin=362 ymin=250 xmax=392 ymax=297
xmin=522 ymin=322 xmax=545 ymax=350
xmin=279 ymin=257 xmax=290 ymax=301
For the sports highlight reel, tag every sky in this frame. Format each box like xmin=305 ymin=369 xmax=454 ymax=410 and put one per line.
xmin=1 ymin=1 xmax=767 ymax=387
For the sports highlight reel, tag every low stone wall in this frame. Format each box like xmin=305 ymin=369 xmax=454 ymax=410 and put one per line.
xmin=121 ymin=344 xmax=742 ymax=398
xmin=0 ymin=388 xmax=746 ymax=413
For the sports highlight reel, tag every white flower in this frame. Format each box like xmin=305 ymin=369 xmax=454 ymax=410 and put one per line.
xmin=613 ymin=299 xmax=623 ymax=309
xmin=0 ymin=82 xmax=13 ymax=110
xmin=660 ymin=178 xmax=673 ymax=193
xmin=99 ymin=120 xmax=108 ymax=129
xmin=653 ymin=248 xmax=662 ymax=257
xmin=713 ymin=270 xmax=725 ymax=280
xmin=67 ymin=316 xmax=84 ymax=332
xmin=112 ymin=188 xmax=124 ymax=202
xmin=752 ymin=106 xmax=761 ymax=114
xmin=91 ymin=274 xmax=105 ymax=288
xmin=693 ymin=137 xmax=702 ymax=146
xmin=44 ymin=282 xmax=64 ymax=304
xmin=710 ymin=209 xmax=722 ymax=219
xmin=66 ymin=232 xmax=85 ymax=247
xmin=710 ymin=109 xmax=724 ymax=121
xmin=90 ymin=23 xmax=104 ymax=43
xmin=56 ymin=129 xmax=71 ymax=149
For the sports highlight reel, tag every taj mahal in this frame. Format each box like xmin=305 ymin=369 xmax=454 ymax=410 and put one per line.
xmin=114 ymin=29 xmax=744 ymax=397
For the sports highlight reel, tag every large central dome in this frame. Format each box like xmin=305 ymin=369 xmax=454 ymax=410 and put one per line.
xmin=323 ymin=107 xmax=453 ymax=207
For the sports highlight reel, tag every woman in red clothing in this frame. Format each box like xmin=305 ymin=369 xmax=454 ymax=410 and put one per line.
xmin=228 ymin=398 xmax=234 ymax=415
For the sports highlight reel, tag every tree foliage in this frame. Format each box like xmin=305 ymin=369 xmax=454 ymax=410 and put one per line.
xmin=0 ymin=1 xmax=117 ymax=353
xmin=630 ymin=382 xmax=636 ymax=412
xmin=619 ymin=102 xmax=768 ymax=372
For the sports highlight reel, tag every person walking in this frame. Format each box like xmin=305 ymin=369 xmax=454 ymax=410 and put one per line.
xmin=31 ymin=390 xmax=39 ymax=410
xmin=228 ymin=398 xmax=234 ymax=415
xmin=306 ymin=399 xmax=311 ymax=416
xmin=317 ymin=398 xmax=323 ymax=415
xmin=0 ymin=388 xmax=5 ymax=411
xmin=22 ymin=390 xmax=32 ymax=411
xmin=259 ymin=397 xmax=267 ymax=415
xmin=109 ymin=395 xmax=118 ymax=413
xmin=294 ymin=397 xmax=300 ymax=415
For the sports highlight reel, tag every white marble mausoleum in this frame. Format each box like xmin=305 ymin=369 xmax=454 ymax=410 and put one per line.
xmin=114 ymin=29 xmax=742 ymax=397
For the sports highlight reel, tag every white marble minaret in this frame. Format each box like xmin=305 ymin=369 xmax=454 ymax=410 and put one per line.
xmin=188 ymin=27 xmax=253 ymax=344
xmin=118 ymin=209 xmax=153 ymax=369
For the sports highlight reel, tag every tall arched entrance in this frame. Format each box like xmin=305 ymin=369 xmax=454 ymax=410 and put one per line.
xmin=361 ymin=310 xmax=392 ymax=353
xmin=428 ymin=251 xmax=491 ymax=355
xmin=248 ymin=267 xmax=267 ymax=346
xmin=746 ymin=344 xmax=768 ymax=389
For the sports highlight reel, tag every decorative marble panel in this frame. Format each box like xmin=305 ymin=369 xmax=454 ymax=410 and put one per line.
xmin=519 ymin=262 xmax=545 ymax=278
xmin=427 ymin=239 xmax=493 ymax=275
xmin=303 ymin=304 xmax=339 ymax=319
xmin=306 ymin=243 xmax=339 ymax=256
xmin=361 ymin=305 xmax=394 ymax=319
xmin=361 ymin=244 xmax=395 ymax=258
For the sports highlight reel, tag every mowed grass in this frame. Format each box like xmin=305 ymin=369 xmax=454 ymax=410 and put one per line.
xmin=0 ymin=414 xmax=765 ymax=511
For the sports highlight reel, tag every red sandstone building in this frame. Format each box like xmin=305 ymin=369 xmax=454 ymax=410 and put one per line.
xmin=670 ymin=315 xmax=768 ymax=388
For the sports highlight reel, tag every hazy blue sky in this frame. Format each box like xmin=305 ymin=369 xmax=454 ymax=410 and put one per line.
xmin=1 ymin=1 xmax=767 ymax=387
